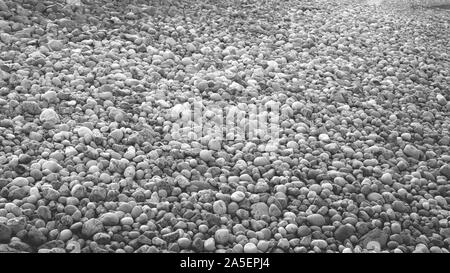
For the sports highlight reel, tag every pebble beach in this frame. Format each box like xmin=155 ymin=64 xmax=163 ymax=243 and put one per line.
xmin=0 ymin=0 xmax=449 ymax=253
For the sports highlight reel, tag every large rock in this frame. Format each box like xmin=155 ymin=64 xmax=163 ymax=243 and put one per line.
xmin=334 ymin=224 xmax=355 ymax=242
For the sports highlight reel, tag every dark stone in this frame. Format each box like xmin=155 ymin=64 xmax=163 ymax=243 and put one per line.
xmin=334 ymin=224 xmax=355 ymax=242
xmin=360 ymin=228 xmax=389 ymax=248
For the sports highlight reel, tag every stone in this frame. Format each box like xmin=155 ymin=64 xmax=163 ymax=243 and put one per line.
xmin=76 ymin=126 xmax=93 ymax=138
xmin=380 ymin=173 xmax=393 ymax=185
xmin=48 ymin=40 xmax=64 ymax=51
xmin=403 ymin=144 xmax=421 ymax=160
xmin=392 ymin=201 xmax=408 ymax=213
xmin=361 ymin=228 xmax=389 ymax=248
xmin=42 ymin=187 xmax=60 ymax=201
xmin=177 ymin=237 xmax=191 ymax=249
xmin=71 ymin=184 xmax=87 ymax=199
xmin=22 ymin=101 xmax=41 ymax=115
xmin=0 ymin=0 xmax=8 ymax=11
xmin=244 ymin=242 xmax=258 ymax=253
xmin=254 ymin=156 xmax=270 ymax=166
xmin=175 ymin=175 xmax=190 ymax=188
xmin=310 ymin=239 xmax=328 ymax=249
xmin=42 ymin=160 xmax=62 ymax=173
xmin=99 ymin=212 xmax=120 ymax=226
xmin=307 ymin=214 xmax=325 ymax=226
xmin=109 ymin=129 xmax=123 ymax=142
xmin=440 ymin=164 xmax=450 ymax=179
xmin=204 ymin=238 xmax=215 ymax=252
xmin=39 ymin=108 xmax=60 ymax=125
xmin=269 ymin=204 xmax=282 ymax=217
xmin=199 ymin=150 xmax=213 ymax=161
xmin=231 ymin=191 xmax=245 ymax=202
xmin=42 ymin=90 xmax=58 ymax=103
xmin=334 ymin=224 xmax=355 ymax=242
xmin=59 ymin=229 xmax=72 ymax=241
xmin=214 ymin=229 xmax=230 ymax=245
xmin=208 ymin=139 xmax=221 ymax=151
xmin=82 ymin=219 xmax=103 ymax=238
xmin=0 ymin=224 xmax=12 ymax=243
xmin=213 ymin=200 xmax=227 ymax=215
xmin=9 ymin=177 xmax=29 ymax=187
xmin=37 ymin=206 xmax=52 ymax=221
xmin=437 ymin=94 xmax=447 ymax=106
xmin=250 ymin=202 xmax=269 ymax=219
xmin=367 ymin=192 xmax=383 ymax=202
xmin=120 ymin=217 xmax=134 ymax=226
xmin=27 ymin=227 xmax=47 ymax=246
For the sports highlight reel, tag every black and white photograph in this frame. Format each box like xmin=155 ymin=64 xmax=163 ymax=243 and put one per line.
xmin=0 ymin=0 xmax=449 ymax=270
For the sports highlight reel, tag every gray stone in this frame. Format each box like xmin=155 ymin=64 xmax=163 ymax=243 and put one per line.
xmin=307 ymin=214 xmax=325 ymax=226
xmin=82 ymin=219 xmax=103 ymax=238
xmin=250 ymin=202 xmax=269 ymax=219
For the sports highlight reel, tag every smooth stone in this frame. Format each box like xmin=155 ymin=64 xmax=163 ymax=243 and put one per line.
xmin=214 ymin=229 xmax=230 ymax=245
xmin=334 ymin=224 xmax=355 ymax=242
xmin=0 ymin=224 xmax=12 ymax=243
xmin=82 ymin=219 xmax=103 ymax=238
xmin=120 ymin=217 xmax=134 ymax=226
xmin=9 ymin=177 xmax=29 ymax=187
xmin=254 ymin=156 xmax=270 ymax=166
xmin=310 ymin=239 xmax=328 ymax=249
xmin=243 ymin=242 xmax=258 ymax=253
xmin=48 ymin=40 xmax=64 ymax=51
xmin=403 ymin=144 xmax=421 ymax=160
xmin=231 ymin=191 xmax=245 ymax=202
xmin=306 ymin=214 xmax=325 ymax=226
xmin=250 ymin=202 xmax=269 ymax=219
xmin=204 ymin=238 xmax=215 ymax=252
xmin=100 ymin=213 xmax=119 ymax=226
xmin=380 ymin=173 xmax=393 ymax=185
xmin=39 ymin=108 xmax=60 ymax=124
xmin=213 ymin=200 xmax=227 ymax=215
xmin=367 ymin=192 xmax=383 ymax=202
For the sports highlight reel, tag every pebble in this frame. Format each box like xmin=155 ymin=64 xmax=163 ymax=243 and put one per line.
xmin=204 ymin=238 xmax=215 ymax=252
xmin=0 ymin=223 xmax=12 ymax=243
xmin=231 ymin=191 xmax=246 ymax=202
xmin=310 ymin=239 xmax=328 ymax=249
xmin=334 ymin=224 xmax=355 ymax=242
xmin=306 ymin=214 xmax=326 ymax=226
xmin=243 ymin=242 xmax=258 ymax=253
xmin=48 ymin=40 xmax=64 ymax=51
xmin=39 ymin=108 xmax=60 ymax=125
xmin=403 ymin=144 xmax=421 ymax=160
xmin=9 ymin=177 xmax=29 ymax=187
xmin=380 ymin=173 xmax=393 ymax=185
xmin=250 ymin=202 xmax=270 ymax=219
xmin=213 ymin=200 xmax=227 ymax=215
xmin=82 ymin=219 xmax=103 ymax=238
xmin=100 ymin=213 xmax=120 ymax=226
xmin=215 ymin=229 xmax=230 ymax=245
xmin=199 ymin=150 xmax=213 ymax=161
xmin=254 ymin=157 xmax=270 ymax=166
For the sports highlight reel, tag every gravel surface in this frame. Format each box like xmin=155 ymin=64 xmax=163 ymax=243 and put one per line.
xmin=0 ymin=0 xmax=449 ymax=253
